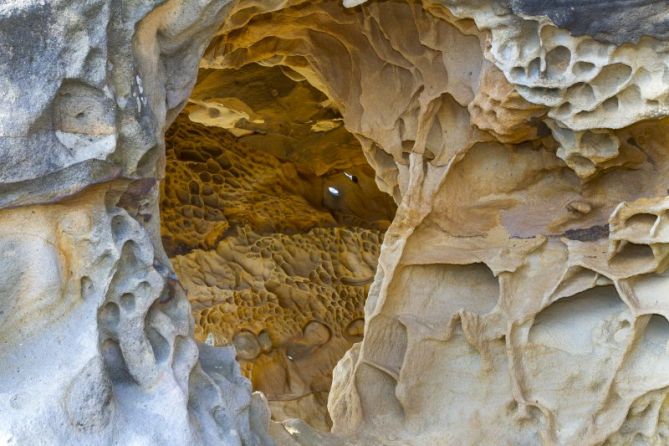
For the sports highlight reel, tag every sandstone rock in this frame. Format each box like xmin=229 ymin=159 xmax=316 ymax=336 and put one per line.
xmin=161 ymin=87 xmax=393 ymax=429
xmin=172 ymin=225 xmax=382 ymax=430
xmin=202 ymin=1 xmax=669 ymax=444
xmin=5 ymin=0 xmax=669 ymax=445
xmin=161 ymin=115 xmax=394 ymax=255
xmin=0 ymin=0 xmax=271 ymax=444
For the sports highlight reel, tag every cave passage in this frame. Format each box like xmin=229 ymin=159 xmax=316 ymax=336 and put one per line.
xmin=159 ymin=62 xmax=396 ymax=430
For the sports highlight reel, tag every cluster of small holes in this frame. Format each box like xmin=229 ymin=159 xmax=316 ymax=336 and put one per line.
xmin=161 ymin=115 xmax=394 ymax=256
xmin=97 ymin=207 xmax=197 ymax=391
xmin=158 ymin=113 xmax=393 ymax=403
xmin=180 ymin=226 xmax=382 ymax=345
xmin=174 ymin=224 xmax=382 ymax=398
xmin=490 ymin=21 xmax=669 ymax=130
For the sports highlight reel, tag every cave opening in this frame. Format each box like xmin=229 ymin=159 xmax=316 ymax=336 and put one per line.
xmin=159 ymin=62 xmax=396 ymax=430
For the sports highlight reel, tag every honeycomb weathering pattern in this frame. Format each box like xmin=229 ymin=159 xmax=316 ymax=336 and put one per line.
xmin=205 ymin=0 xmax=669 ymax=444
xmin=0 ymin=0 xmax=274 ymax=444
xmin=160 ymin=114 xmax=394 ymax=255
xmin=173 ymin=226 xmax=381 ymax=431
xmin=161 ymin=113 xmax=393 ymax=430
xmin=2 ymin=0 xmax=669 ymax=445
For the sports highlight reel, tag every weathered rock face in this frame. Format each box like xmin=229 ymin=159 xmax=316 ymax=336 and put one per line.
xmin=6 ymin=0 xmax=669 ymax=445
xmin=0 ymin=1 xmax=273 ymax=445
xmin=160 ymin=113 xmax=393 ymax=430
xmin=161 ymin=113 xmax=393 ymax=255
xmin=202 ymin=1 xmax=669 ymax=445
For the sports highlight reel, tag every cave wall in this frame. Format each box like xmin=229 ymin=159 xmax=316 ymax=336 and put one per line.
xmin=4 ymin=0 xmax=669 ymax=445
xmin=161 ymin=114 xmax=393 ymax=430
xmin=0 ymin=1 xmax=273 ymax=444
xmin=205 ymin=1 xmax=669 ymax=445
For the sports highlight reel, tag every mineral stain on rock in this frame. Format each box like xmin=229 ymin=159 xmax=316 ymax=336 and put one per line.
xmin=563 ymin=224 xmax=610 ymax=242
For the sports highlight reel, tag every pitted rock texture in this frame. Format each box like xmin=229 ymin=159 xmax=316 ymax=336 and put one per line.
xmin=161 ymin=115 xmax=394 ymax=255
xmin=197 ymin=0 xmax=669 ymax=444
xmin=161 ymin=111 xmax=392 ymax=429
xmin=0 ymin=0 xmax=274 ymax=444
xmin=172 ymin=226 xmax=380 ymax=431
xmin=8 ymin=0 xmax=669 ymax=445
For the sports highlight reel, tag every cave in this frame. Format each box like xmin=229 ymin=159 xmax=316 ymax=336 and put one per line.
xmin=5 ymin=0 xmax=669 ymax=445
xmin=159 ymin=62 xmax=396 ymax=430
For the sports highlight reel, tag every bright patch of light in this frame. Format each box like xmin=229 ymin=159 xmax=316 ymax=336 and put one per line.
xmin=328 ymin=186 xmax=340 ymax=197
xmin=285 ymin=424 xmax=300 ymax=435
xmin=344 ymin=172 xmax=354 ymax=181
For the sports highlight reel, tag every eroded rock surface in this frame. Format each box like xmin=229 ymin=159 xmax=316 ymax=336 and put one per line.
xmin=161 ymin=113 xmax=392 ymax=430
xmin=0 ymin=1 xmax=272 ymax=444
xmin=6 ymin=0 xmax=669 ymax=445
xmin=161 ymin=115 xmax=393 ymax=254
xmin=174 ymin=226 xmax=379 ymax=431
xmin=200 ymin=1 xmax=669 ymax=444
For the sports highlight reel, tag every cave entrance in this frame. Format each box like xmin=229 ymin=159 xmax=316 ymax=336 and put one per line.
xmin=159 ymin=62 xmax=396 ymax=430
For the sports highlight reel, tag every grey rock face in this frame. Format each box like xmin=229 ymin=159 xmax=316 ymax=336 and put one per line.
xmin=508 ymin=0 xmax=669 ymax=44
xmin=0 ymin=0 xmax=271 ymax=444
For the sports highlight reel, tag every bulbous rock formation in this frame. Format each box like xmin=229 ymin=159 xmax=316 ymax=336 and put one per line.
xmin=4 ymin=0 xmax=669 ymax=445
